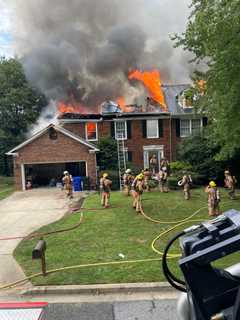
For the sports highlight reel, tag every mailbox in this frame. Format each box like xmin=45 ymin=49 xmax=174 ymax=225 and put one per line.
xmin=32 ymin=239 xmax=47 ymax=276
xmin=32 ymin=240 xmax=46 ymax=260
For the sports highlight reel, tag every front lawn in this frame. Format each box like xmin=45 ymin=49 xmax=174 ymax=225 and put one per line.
xmin=14 ymin=188 xmax=240 ymax=285
xmin=0 ymin=176 xmax=14 ymax=200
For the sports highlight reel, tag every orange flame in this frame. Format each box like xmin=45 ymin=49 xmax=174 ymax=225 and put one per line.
xmin=58 ymin=101 xmax=99 ymax=114
xmin=128 ymin=69 xmax=168 ymax=112
xmin=197 ymin=79 xmax=206 ymax=94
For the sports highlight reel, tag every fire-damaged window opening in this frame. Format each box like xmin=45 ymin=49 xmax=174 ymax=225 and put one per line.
xmin=85 ymin=122 xmax=98 ymax=141
xmin=180 ymin=119 xmax=202 ymax=137
xmin=115 ymin=121 xmax=127 ymax=140
xmin=147 ymin=120 xmax=159 ymax=139
xmin=48 ymin=127 xmax=58 ymax=140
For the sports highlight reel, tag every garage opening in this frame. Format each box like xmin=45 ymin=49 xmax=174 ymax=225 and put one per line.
xmin=24 ymin=162 xmax=87 ymax=188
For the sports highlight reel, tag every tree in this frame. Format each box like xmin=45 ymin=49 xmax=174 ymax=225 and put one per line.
xmin=177 ymin=134 xmax=226 ymax=182
xmin=96 ymin=137 xmax=118 ymax=170
xmin=175 ymin=0 xmax=240 ymax=160
xmin=0 ymin=58 xmax=47 ymax=174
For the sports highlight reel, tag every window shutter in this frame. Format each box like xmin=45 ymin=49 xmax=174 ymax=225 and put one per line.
xmin=111 ymin=122 xmax=115 ymax=139
xmin=176 ymin=119 xmax=180 ymax=137
xmin=128 ymin=151 xmax=133 ymax=162
xmin=127 ymin=121 xmax=132 ymax=139
xmin=158 ymin=119 xmax=163 ymax=138
xmin=202 ymin=117 xmax=208 ymax=127
xmin=142 ymin=120 xmax=147 ymax=138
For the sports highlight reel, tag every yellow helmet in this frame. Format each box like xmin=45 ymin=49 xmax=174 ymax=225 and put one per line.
xmin=136 ymin=174 xmax=144 ymax=180
xmin=103 ymin=173 xmax=108 ymax=178
xmin=209 ymin=181 xmax=216 ymax=187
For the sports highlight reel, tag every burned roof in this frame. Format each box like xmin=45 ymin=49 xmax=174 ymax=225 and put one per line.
xmin=58 ymin=84 xmax=192 ymax=120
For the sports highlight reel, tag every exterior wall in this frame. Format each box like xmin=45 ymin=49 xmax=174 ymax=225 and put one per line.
xmin=63 ymin=123 xmax=85 ymax=138
xmin=14 ymin=131 xmax=97 ymax=190
xmin=62 ymin=118 xmax=180 ymax=168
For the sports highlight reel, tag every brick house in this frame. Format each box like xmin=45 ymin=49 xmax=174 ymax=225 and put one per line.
xmin=7 ymin=84 xmax=206 ymax=190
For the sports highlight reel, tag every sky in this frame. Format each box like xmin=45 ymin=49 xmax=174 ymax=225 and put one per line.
xmin=0 ymin=1 xmax=14 ymax=57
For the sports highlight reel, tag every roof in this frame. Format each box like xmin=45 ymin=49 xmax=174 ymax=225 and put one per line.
xmin=6 ymin=124 xmax=99 ymax=155
xmin=58 ymin=84 xmax=193 ymax=121
xmin=162 ymin=84 xmax=191 ymax=115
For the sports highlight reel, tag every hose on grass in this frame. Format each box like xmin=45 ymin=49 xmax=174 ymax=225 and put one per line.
xmin=0 ymin=195 xmax=233 ymax=290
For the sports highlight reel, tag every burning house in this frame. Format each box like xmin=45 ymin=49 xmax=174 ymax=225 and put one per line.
xmin=7 ymin=70 xmax=206 ymax=191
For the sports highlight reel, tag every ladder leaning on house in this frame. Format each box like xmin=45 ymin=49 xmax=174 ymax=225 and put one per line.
xmin=116 ymin=132 xmax=127 ymax=191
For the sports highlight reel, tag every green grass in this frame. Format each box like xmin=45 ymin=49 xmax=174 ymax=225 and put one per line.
xmin=0 ymin=176 xmax=14 ymax=200
xmin=14 ymin=188 xmax=240 ymax=285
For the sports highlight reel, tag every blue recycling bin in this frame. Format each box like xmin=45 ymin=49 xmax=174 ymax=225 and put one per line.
xmin=73 ymin=176 xmax=82 ymax=192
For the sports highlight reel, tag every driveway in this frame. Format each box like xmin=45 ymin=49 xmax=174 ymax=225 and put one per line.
xmin=0 ymin=188 xmax=69 ymax=287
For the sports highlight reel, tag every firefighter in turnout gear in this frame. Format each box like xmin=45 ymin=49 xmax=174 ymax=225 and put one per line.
xmin=123 ymin=169 xmax=134 ymax=196
xmin=224 ymin=170 xmax=237 ymax=200
xmin=205 ymin=181 xmax=221 ymax=217
xmin=143 ymin=168 xmax=151 ymax=192
xmin=100 ymin=173 xmax=112 ymax=208
xmin=62 ymin=171 xmax=73 ymax=199
xmin=178 ymin=172 xmax=192 ymax=200
xmin=131 ymin=173 xmax=144 ymax=213
xmin=158 ymin=167 xmax=169 ymax=193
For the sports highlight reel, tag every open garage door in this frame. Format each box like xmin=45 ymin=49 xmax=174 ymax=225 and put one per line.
xmin=24 ymin=162 xmax=86 ymax=188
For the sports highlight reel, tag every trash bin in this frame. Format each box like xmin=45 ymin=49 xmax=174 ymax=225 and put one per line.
xmin=73 ymin=176 xmax=82 ymax=191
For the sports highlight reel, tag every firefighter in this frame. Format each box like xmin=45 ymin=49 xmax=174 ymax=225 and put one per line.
xmin=62 ymin=171 xmax=73 ymax=199
xmin=131 ymin=173 xmax=144 ymax=213
xmin=160 ymin=158 xmax=170 ymax=176
xmin=143 ymin=168 xmax=151 ymax=192
xmin=158 ymin=167 xmax=169 ymax=193
xmin=100 ymin=173 xmax=112 ymax=208
xmin=205 ymin=181 xmax=221 ymax=217
xmin=224 ymin=170 xmax=237 ymax=200
xmin=123 ymin=169 xmax=134 ymax=196
xmin=149 ymin=154 xmax=158 ymax=174
xmin=178 ymin=172 xmax=192 ymax=200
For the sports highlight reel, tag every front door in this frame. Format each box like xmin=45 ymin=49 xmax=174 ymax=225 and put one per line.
xmin=143 ymin=148 xmax=164 ymax=174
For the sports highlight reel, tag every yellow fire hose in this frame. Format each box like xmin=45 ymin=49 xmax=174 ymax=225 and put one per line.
xmin=0 ymin=197 xmax=232 ymax=290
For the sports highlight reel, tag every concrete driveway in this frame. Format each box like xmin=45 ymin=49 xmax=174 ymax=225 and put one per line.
xmin=0 ymin=188 xmax=69 ymax=287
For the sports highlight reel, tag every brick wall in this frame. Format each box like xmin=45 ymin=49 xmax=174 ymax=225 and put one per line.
xmin=62 ymin=118 xmax=180 ymax=169
xmin=14 ymin=130 xmax=97 ymax=190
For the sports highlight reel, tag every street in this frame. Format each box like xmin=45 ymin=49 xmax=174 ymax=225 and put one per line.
xmin=46 ymin=300 xmax=177 ymax=320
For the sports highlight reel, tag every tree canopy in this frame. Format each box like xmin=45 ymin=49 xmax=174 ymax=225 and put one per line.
xmin=175 ymin=0 xmax=240 ymax=160
xmin=0 ymin=57 xmax=47 ymax=174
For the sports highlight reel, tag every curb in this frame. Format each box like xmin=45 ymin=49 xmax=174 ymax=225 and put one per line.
xmin=21 ymin=282 xmax=174 ymax=296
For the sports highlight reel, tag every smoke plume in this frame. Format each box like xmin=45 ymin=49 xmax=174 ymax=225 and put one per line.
xmin=8 ymin=0 xmax=191 ymax=108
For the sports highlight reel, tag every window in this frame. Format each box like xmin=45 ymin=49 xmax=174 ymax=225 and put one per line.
xmin=86 ymin=122 xmax=97 ymax=141
xmin=192 ymin=119 xmax=201 ymax=135
xmin=147 ymin=120 xmax=159 ymax=138
xmin=115 ymin=121 xmax=127 ymax=140
xmin=180 ymin=119 xmax=202 ymax=137
xmin=180 ymin=120 xmax=191 ymax=137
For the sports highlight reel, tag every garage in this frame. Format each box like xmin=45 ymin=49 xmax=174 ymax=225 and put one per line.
xmin=7 ymin=124 xmax=99 ymax=191
xmin=24 ymin=161 xmax=87 ymax=188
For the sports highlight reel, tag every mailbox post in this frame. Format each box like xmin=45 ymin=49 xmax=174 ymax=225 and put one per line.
xmin=32 ymin=239 xmax=47 ymax=276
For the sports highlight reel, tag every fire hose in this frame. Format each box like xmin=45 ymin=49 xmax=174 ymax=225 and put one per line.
xmin=0 ymin=197 xmax=232 ymax=291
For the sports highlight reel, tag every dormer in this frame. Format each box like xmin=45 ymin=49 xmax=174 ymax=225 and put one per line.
xmin=177 ymin=87 xmax=195 ymax=110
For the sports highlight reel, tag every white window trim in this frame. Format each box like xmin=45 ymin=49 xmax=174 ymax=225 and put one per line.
xmin=146 ymin=119 xmax=159 ymax=139
xmin=114 ymin=120 xmax=127 ymax=140
xmin=180 ymin=118 xmax=203 ymax=138
xmin=85 ymin=122 xmax=98 ymax=141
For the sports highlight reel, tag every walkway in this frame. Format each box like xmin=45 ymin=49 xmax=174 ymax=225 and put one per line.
xmin=0 ymin=188 xmax=69 ymax=286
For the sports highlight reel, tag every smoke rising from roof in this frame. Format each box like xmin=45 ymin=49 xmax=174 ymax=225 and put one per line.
xmin=9 ymin=0 xmax=191 ymax=107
